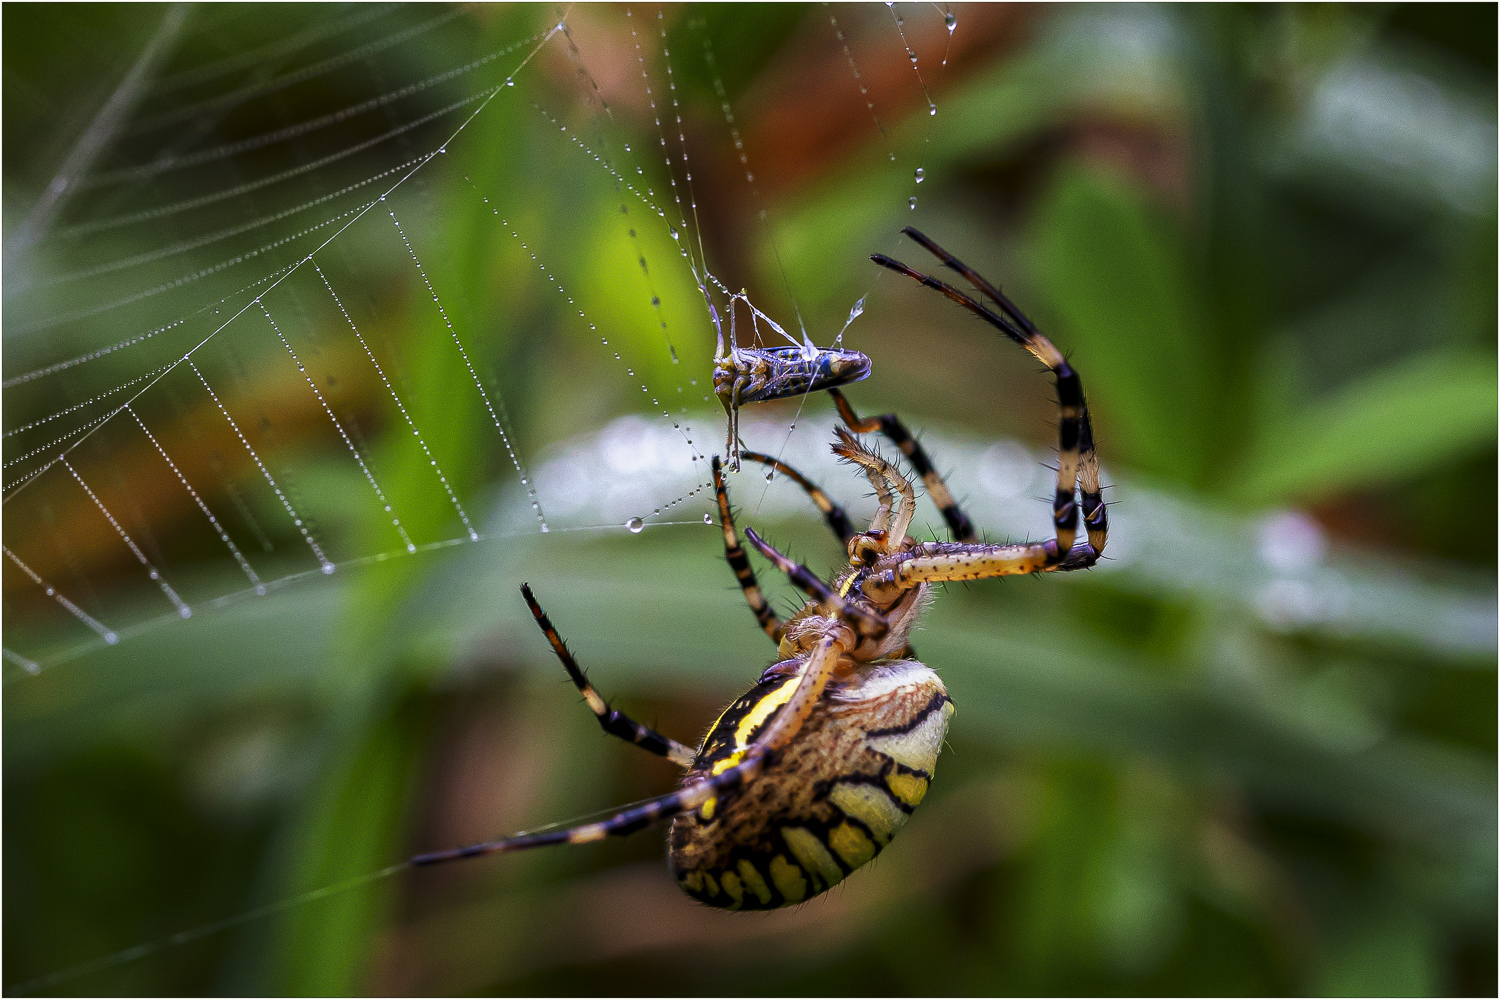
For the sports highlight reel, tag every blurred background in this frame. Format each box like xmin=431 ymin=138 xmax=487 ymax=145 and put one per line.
xmin=3 ymin=3 xmax=1495 ymax=995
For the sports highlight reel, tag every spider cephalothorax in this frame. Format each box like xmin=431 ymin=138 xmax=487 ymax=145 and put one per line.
xmin=411 ymin=228 xmax=1108 ymax=911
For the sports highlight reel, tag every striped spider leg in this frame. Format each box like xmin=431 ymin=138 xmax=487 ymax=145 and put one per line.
xmin=520 ymin=584 xmax=695 ymax=767
xmin=710 ymin=452 xmax=858 ymax=646
xmin=711 ymin=290 xmax=872 ymax=471
xmin=827 ymin=386 xmax=976 ymax=543
xmin=868 ymin=226 xmax=1108 ymax=561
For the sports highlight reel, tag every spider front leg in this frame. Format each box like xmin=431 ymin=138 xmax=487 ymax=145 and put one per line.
xmin=826 ymin=388 xmax=976 ymax=543
xmin=741 ymin=526 xmax=888 ymax=641
xmin=521 ymin=584 xmax=696 ymax=767
xmin=713 ymin=456 xmax=784 ymax=643
xmin=872 ymin=227 xmax=1108 ymax=561
xmin=860 ymin=536 xmax=1101 ymax=605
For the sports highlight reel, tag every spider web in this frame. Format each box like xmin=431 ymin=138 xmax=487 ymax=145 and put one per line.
xmin=2 ymin=5 xmax=964 ymax=680
xmin=0 ymin=5 xmax=970 ymax=982
xmin=2 ymin=4 xmax=970 ymax=988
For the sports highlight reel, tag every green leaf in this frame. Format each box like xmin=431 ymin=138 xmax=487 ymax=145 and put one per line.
xmin=1233 ymin=349 xmax=1497 ymax=504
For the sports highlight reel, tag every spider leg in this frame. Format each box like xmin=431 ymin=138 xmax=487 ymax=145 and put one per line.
xmin=872 ymin=228 xmax=1108 ymax=559
xmin=831 ymin=426 xmax=916 ymax=546
xmin=713 ymin=456 xmax=784 ymax=643
xmin=827 ymin=388 xmax=976 ymax=544
xmin=742 ymin=526 xmax=887 ymax=639
xmin=410 ymin=753 xmax=759 ymax=865
xmin=411 ymin=635 xmax=847 ymax=867
xmin=903 ymin=225 xmax=1108 ymax=554
xmin=861 ymin=536 xmax=1101 ymax=603
xmin=521 ymin=584 xmax=696 ymax=767
xmin=738 ymin=449 xmax=856 ymax=546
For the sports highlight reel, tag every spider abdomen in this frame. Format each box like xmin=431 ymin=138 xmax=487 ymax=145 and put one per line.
xmin=668 ymin=660 xmax=953 ymax=910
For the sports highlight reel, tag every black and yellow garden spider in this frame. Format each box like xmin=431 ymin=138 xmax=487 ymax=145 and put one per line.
xmin=412 ymin=228 xmax=1108 ymax=910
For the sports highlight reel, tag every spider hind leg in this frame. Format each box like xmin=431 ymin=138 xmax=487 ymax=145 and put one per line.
xmin=521 ymin=584 xmax=696 ymax=767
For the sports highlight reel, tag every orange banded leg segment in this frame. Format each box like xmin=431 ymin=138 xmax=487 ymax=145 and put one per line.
xmin=713 ymin=456 xmax=783 ymax=643
xmin=827 ymin=388 xmax=975 ymax=543
xmin=871 ymin=227 xmax=1108 ymax=561
xmin=411 ymin=636 xmax=848 ymax=868
xmin=739 ymin=449 xmax=856 ymax=546
xmin=521 ymin=584 xmax=696 ymax=767
xmin=742 ymin=527 xmax=888 ymax=640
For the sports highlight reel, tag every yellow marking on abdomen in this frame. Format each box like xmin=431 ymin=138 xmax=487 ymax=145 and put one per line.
xmin=738 ymin=859 xmax=773 ymax=905
xmin=828 ymin=821 xmax=876 ymax=869
xmin=720 ymin=869 xmax=744 ymax=908
xmin=769 ymin=854 xmax=808 ymax=903
xmin=885 ymin=771 xmax=930 ymax=808
xmin=782 ymin=827 xmax=844 ymax=891
xmin=828 ymin=781 xmax=908 ymax=845
xmin=710 ymin=675 xmax=801 ymax=776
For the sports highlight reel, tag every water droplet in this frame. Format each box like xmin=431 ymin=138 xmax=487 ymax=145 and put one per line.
xmin=506 ymin=78 xmax=515 ymax=87
xmin=909 ymin=196 xmax=917 ymax=210
xmin=765 ymin=471 xmax=774 ymax=482
xmin=945 ymin=11 xmax=957 ymax=31
xmin=909 ymin=52 xmax=918 ymax=63
xmin=929 ymin=104 xmax=937 ymax=117
xmin=703 ymin=513 xmax=713 ymax=524
xmin=626 ymin=517 xmax=644 ymax=533
xmin=914 ymin=167 xmax=925 ymax=184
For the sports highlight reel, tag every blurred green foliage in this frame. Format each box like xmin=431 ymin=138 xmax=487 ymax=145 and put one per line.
xmin=4 ymin=4 xmax=1495 ymax=996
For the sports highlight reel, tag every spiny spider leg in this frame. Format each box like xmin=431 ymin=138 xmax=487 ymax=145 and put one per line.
xmin=412 ymin=635 xmax=848 ymax=867
xmin=738 ymin=449 xmax=856 ymax=546
xmin=859 ymin=538 xmax=1090 ymax=605
xmin=742 ymin=526 xmax=888 ymax=639
xmin=832 ymin=426 xmax=916 ymax=546
xmin=713 ymin=456 xmax=784 ymax=644
xmin=899 ymin=226 xmax=1039 ymax=338
xmin=828 ymin=387 xmax=975 ymax=543
xmin=521 ymin=584 xmax=696 ymax=767
xmin=898 ymin=225 xmax=1107 ymax=553
xmin=871 ymin=229 xmax=1107 ymax=558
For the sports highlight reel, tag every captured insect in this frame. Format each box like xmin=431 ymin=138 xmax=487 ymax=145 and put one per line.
xmin=411 ymin=229 xmax=1108 ymax=910
xmin=711 ymin=289 xmax=872 ymax=471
